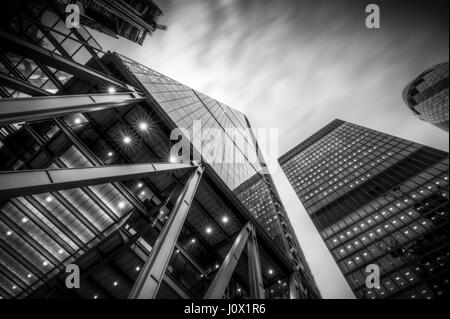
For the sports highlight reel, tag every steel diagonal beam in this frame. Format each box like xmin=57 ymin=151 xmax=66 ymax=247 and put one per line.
xmin=128 ymin=165 xmax=205 ymax=299
xmin=204 ymin=222 xmax=253 ymax=299
xmin=247 ymin=224 xmax=265 ymax=299
xmin=0 ymin=31 xmax=130 ymax=89
xmin=289 ymin=273 xmax=300 ymax=299
xmin=0 ymin=162 xmax=197 ymax=200
xmin=0 ymin=92 xmax=144 ymax=126
xmin=0 ymin=72 xmax=50 ymax=97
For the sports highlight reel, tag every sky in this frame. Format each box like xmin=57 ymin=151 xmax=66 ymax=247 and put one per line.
xmin=92 ymin=0 xmax=449 ymax=298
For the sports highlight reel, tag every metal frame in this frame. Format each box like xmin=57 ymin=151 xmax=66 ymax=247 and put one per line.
xmin=204 ymin=222 xmax=253 ymax=299
xmin=128 ymin=165 xmax=205 ymax=299
xmin=0 ymin=92 xmax=144 ymax=126
xmin=247 ymin=224 xmax=265 ymax=299
xmin=0 ymin=72 xmax=50 ymax=97
xmin=0 ymin=162 xmax=197 ymax=200
xmin=0 ymin=31 xmax=130 ymax=89
xmin=289 ymin=273 xmax=300 ymax=299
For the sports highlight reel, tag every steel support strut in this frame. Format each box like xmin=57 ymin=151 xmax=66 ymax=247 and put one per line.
xmin=247 ymin=224 xmax=265 ymax=299
xmin=0 ymin=92 xmax=144 ymax=126
xmin=289 ymin=273 xmax=300 ymax=299
xmin=0 ymin=31 xmax=130 ymax=89
xmin=204 ymin=222 xmax=253 ymax=299
xmin=128 ymin=165 xmax=205 ymax=299
xmin=0 ymin=163 xmax=197 ymax=200
xmin=0 ymin=72 xmax=50 ymax=97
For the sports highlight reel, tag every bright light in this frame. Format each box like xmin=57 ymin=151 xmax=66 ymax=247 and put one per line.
xmin=45 ymin=196 xmax=53 ymax=203
xmin=74 ymin=118 xmax=82 ymax=125
xmin=108 ymin=87 xmax=116 ymax=94
xmin=222 ymin=216 xmax=229 ymax=224
xmin=118 ymin=201 xmax=126 ymax=209
xmin=27 ymin=274 xmax=32 ymax=278
xmin=123 ymin=136 xmax=132 ymax=144
xmin=43 ymin=261 xmax=49 ymax=266
xmin=138 ymin=122 xmax=149 ymax=131
xmin=113 ymin=281 xmax=118 ymax=287
xmin=268 ymin=269 xmax=274 ymax=275
xmin=58 ymin=249 xmax=64 ymax=255
xmin=206 ymin=227 xmax=213 ymax=234
xmin=137 ymin=183 xmax=143 ymax=188
xmin=6 ymin=231 xmax=12 ymax=236
xmin=136 ymin=267 xmax=140 ymax=272
xmin=169 ymin=156 xmax=178 ymax=163
xmin=108 ymin=152 xmax=114 ymax=157
xmin=191 ymin=238 xmax=196 ymax=244
xmin=22 ymin=217 xmax=28 ymax=223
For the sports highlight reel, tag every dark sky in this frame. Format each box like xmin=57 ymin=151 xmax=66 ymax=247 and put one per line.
xmin=93 ymin=0 xmax=449 ymax=298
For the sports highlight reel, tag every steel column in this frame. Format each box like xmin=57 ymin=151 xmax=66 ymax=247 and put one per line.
xmin=247 ymin=224 xmax=265 ymax=299
xmin=128 ymin=165 xmax=205 ymax=299
xmin=289 ymin=273 xmax=300 ymax=299
xmin=204 ymin=222 xmax=253 ymax=299
xmin=0 ymin=162 xmax=197 ymax=200
xmin=0 ymin=31 xmax=130 ymax=89
xmin=0 ymin=92 xmax=144 ymax=126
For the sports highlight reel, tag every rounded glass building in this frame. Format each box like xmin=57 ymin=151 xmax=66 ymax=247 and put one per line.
xmin=403 ymin=62 xmax=449 ymax=132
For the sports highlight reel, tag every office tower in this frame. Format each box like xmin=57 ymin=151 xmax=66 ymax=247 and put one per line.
xmin=0 ymin=1 xmax=318 ymax=299
xmin=279 ymin=119 xmax=449 ymax=299
xmin=234 ymin=173 xmax=320 ymax=298
xmin=403 ymin=62 xmax=449 ymax=132
xmin=110 ymin=53 xmax=320 ymax=299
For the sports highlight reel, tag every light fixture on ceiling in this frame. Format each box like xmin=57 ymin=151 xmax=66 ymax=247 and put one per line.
xmin=138 ymin=122 xmax=149 ymax=131
xmin=123 ymin=136 xmax=132 ymax=145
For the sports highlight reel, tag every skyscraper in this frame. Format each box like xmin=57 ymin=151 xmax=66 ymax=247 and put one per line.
xmin=403 ymin=62 xmax=449 ymax=132
xmin=279 ymin=119 xmax=449 ymax=299
xmin=0 ymin=0 xmax=318 ymax=299
xmin=110 ymin=53 xmax=320 ymax=298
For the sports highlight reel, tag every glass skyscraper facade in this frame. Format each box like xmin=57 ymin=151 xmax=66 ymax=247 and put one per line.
xmin=111 ymin=53 xmax=320 ymax=298
xmin=279 ymin=119 xmax=449 ymax=299
xmin=0 ymin=0 xmax=319 ymax=299
xmin=403 ymin=62 xmax=449 ymax=132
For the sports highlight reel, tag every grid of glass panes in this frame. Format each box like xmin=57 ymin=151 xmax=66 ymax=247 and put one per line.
xmin=114 ymin=54 xmax=319 ymax=298
xmin=283 ymin=123 xmax=431 ymax=214
xmin=115 ymin=54 xmax=266 ymax=191
xmin=0 ymin=0 xmax=104 ymax=98
xmin=281 ymin=121 xmax=449 ymax=299
xmin=408 ymin=62 xmax=449 ymax=126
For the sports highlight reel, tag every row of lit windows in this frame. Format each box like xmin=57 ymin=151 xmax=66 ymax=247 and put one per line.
xmin=321 ymin=174 xmax=449 ymax=241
